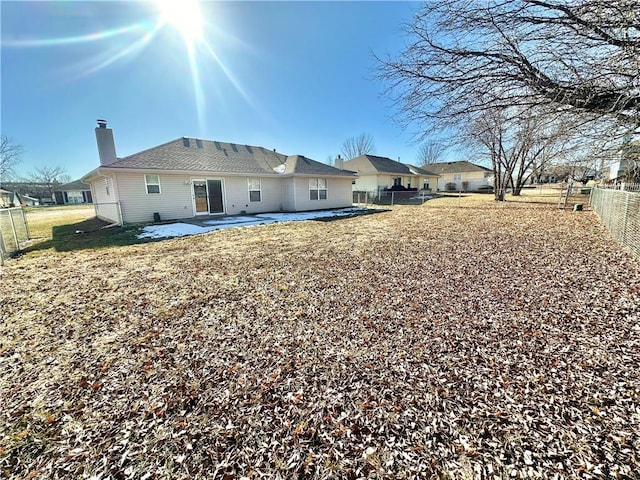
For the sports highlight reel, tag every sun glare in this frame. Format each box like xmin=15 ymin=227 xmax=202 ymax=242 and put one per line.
xmin=156 ymin=0 xmax=203 ymax=43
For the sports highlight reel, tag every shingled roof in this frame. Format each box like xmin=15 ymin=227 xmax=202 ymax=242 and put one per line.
xmin=100 ymin=138 xmax=353 ymax=177
xmin=282 ymin=155 xmax=352 ymax=176
xmin=427 ymin=161 xmax=492 ymax=174
xmin=107 ymin=138 xmax=287 ymax=174
xmin=343 ymin=155 xmax=439 ymax=176
xmin=55 ymin=180 xmax=91 ymax=191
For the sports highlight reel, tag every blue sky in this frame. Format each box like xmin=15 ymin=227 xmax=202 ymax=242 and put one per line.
xmin=2 ymin=1 xmax=452 ymax=181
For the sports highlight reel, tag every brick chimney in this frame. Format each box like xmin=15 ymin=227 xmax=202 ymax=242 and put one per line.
xmin=95 ymin=119 xmax=117 ymax=166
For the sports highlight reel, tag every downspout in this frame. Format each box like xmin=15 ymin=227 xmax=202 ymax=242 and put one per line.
xmin=292 ymin=177 xmax=297 ymax=212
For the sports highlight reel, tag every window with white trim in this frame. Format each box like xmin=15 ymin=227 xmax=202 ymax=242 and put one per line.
xmin=145 ymin=174 xmax=161 ymax=194
xmin=248 ymin=177 xmax=261 ymax=202
xmin=453 ymin=173 xmax=462 ymax=182
xmin=309 ymin=178 xmax=327 ymax=200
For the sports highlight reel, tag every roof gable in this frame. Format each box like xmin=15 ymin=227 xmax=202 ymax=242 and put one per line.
xmin=427 ymin=161 xmax=492 ymax=174
xmin=56 ymin=180 xmax=91 ymax=191
xmin=284 ymin=155 xmax=355 ymax=176
xmin=344 ymin=155 xmax=411 ymax=175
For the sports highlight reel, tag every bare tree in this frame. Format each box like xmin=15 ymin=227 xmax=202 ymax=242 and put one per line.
xmin=28 ymin=165 xmax=68 ymax=201
xmin=0 ymin=135 xmax=23 ymax=184
xmin=377 ymin=0 xmax=640 ymax=133
xmin=341 ymin=133 xmax=375 ymax=160
xmin=416 ymin=141 xmax=445 ymax=165
xmin=58 ymin=174 xmax=73 ymax=184
xmin=468 ymin=107 xmax=581 ymax=200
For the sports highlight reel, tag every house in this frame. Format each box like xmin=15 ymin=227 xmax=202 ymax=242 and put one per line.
xmin=606 ymin=159 xmax=639 ymax=183
xmin=601 ymin=140 xmax=640 ymax=183
xmin=81 ymin=120 xmax=356 ymax=225
xmin=0 ymin=189 xmax=10 ymax=207
xmin=343 ymin=154 xmax=440 ymax=193
xmin=14 ymin=193 xmax=42 ymax=207
xmin=53 ymin=180 xmax=93 ymax=205
xmin=427 ymin=161 xmax=493 ymax=191
xmin=0 ymin=182 xmax=54 ymax=204
xmin=4 ymin=191 xmax=40 ymax=207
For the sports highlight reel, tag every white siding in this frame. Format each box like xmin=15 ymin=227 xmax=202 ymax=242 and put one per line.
xmin=91 ymin=175 xmax=121 ymax=224
xmin=437 ymin=171 xmax=492 ymax=191
xmin=282 ymin=178 xmax=296 ymax=211
xmin=352 ymin=174 xmax=380 ymax=192
xmin=352 ymin=173 xmax=437 ymax=191
xmin=93 ymin=171 xmax=354 ymax=224
xmin=224 ymin=176 xmax=283 ymax=215
xmin=293 ymin=177 xmax=353 ymax=211
xmin=116 ymin=172 xmax=194 ymax=224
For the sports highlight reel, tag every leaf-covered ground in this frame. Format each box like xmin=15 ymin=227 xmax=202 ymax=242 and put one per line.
xmin=1 ymin=202 xmax=639 ymax=479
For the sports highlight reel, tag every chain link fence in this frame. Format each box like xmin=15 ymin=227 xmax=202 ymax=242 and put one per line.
xmin=0 ymin=207 xmax=31 ymax=265
xmin=353 ymin=190 xmax=433 ymax=206
xmin=590 ymin=186 xmax=640 ymax=258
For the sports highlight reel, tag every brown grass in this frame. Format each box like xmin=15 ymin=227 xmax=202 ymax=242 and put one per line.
xmin=1 ymin=201 xmax=638 ymax=479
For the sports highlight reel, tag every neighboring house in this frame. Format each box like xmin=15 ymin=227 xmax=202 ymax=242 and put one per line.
xmin=607 ymin=159 xmax=639 ymax=182
xmin=20 ymin=194 xmax=40 ymax=206
xmin=54 ymin=180 xmax=93 ymax=205
xmin=0 ymin=182 xmax=58 ymax=203
xmin=343 ymin=154 xmax=440 ymax=193
xmin=7 ymin=192 xmax=40 ymax=206
xmin=427 ymin=161 xmax=493 ymax=191
xmin=81 ymin=121 xmax=356 ymax=225
xmin=0 ymin=189 xmax=10 ymax=207
xmin=602 ymin=140 xmax=640 ymax=183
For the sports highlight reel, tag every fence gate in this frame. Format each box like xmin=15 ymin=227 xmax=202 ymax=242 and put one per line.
xmin=0 ymin=207 xmax=31 ymax=265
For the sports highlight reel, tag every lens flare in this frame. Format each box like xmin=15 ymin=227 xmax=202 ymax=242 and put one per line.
xmin=156 ymin=0 xmax=203 ymax=43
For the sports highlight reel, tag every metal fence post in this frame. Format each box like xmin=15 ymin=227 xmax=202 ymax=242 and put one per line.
xmin=622 ymin=192 xmax=630 ymax=247
xmin=8 ymin=208 xmax=19 ymax=251
xmin=21 ymin=207 xmax=30 ymax=240
xmin=0 ymin=232 xmax=6 ymax=266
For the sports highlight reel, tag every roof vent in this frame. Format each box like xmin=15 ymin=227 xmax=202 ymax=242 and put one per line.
xmin=97 ymin=119 xmax=107 ymax=129
xmin=214 ymin=141 xmax=222 ymax=150
xmin=230 ymin=143 xmax=238 ymax=153
xmin=183 ymin=137 xmax=190 ymax=148
xmin=196 ymin=139 xmax=203 ymax=149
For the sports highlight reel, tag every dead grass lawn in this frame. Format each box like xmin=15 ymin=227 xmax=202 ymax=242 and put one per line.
xmin=1 ymin=200 xmax=639 ymax=479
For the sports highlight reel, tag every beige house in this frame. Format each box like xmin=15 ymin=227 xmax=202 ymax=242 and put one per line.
xmin=54 ymin=180 xmax=93 ymax=205
xmin=428 ymin=161 xmax=493 ymax=191
xmin=82 ymin=121 xmax=355 ymax=225
xmin=343 ymin=154 xmax=439 ymax=193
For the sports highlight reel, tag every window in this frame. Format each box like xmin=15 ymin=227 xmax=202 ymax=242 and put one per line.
xmin=453 ymin=173 xmax=462 ymax=182
xmin=145 ymin=174 xmax=161 ymax=194
xmin=248 ymin=177 xmax=261 ymax=202
xmin=393 ymin=177 xmax=402 ymax=186
xmin=309 ymin=178 xmax=327 ymax=200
